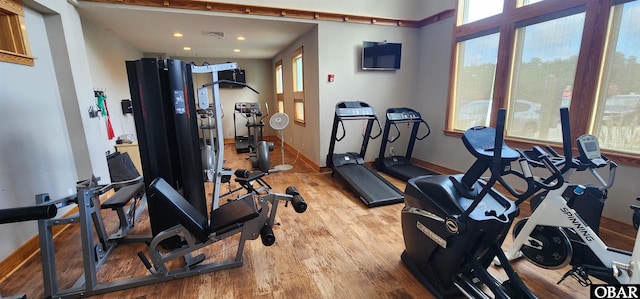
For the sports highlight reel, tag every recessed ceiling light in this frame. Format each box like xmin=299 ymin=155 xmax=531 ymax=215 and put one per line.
xmin=233 ymin=49 xmax=241 ymax=52
xmin=184 ymin=47 xmax=192 ymax=51
xmin=237 ymin=36 xmax=245 ymax=41
xmin=173 ymin=33 xmax=183 ymax=37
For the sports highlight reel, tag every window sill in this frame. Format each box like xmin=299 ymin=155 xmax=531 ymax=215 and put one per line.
xmin=294 ymin=120 xmax=306 ymax=127
xmin=0 ymin=50 xmax=34 ymax=66
xmin=443 ymin=129 xmax=640 ymax=167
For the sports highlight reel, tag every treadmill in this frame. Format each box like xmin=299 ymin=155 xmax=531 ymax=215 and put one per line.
xmin=327 ymin=101 xmax=404 ymax=208
xmin=375 ymin=107 xmax=436 ymax=182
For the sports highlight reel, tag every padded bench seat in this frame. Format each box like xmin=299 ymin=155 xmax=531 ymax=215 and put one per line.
xmin=234 ymin=171 xmax=265 ymax=183
xmin=150 ymin=177 xmax=259 ymax=243
xmin=101 ymin=182 xmax=145 ymax=210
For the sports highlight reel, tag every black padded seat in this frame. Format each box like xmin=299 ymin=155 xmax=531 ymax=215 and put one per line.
xmin=210 ymin=194 xmax=259 ymax=232
xmin=101 ymin=182 xmax=145 ymax=210
xmin=234 ymin=171 xmax=265 ymax=182
xmin=150 ymin=177 xmax=259 ymax=243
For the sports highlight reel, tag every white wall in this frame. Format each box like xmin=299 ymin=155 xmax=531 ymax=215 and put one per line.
xmin=0 ymin=5 xmax=77 ymax=262
xmin=412 ymin=17 xmax=471 ymax=171
xmin=316 ymin=22 xmax=419 ymax=165
xmin=271 ymin=27 xmax=320 ymax=165
xmin=81 ymin=17 xmax=142 ymax=154
xmin=0 ymin=0 xmax=114 ymax=262
xmin=47 ymin=1 xmax=110 ymax=183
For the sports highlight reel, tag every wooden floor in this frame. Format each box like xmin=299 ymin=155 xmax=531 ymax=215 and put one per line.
xmin=0 ymin=142 xmax=636 ymax=298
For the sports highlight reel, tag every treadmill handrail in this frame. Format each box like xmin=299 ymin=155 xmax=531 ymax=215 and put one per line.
xmin=388 ymin=123 xmax=401 ymax=143
xmin=336 ymin=120 xmax=347 ymax=142
xmin=370 ymin=118 xmax=383 ymax=140
xmin=416 ymin=120 xmax=431 ymax=141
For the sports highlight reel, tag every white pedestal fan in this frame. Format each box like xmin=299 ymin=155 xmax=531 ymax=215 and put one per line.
xmin=269 ymin=112 xmax=293 ymax=171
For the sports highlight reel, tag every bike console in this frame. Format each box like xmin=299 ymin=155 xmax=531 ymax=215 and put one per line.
xmin=576 ymin=134 xmax=607 ymax=167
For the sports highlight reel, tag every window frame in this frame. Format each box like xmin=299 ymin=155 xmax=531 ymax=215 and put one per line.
xmin=291 ymin=46 xmax=305 ymax=126
xmin=275 ymin=60 xmax=284 ymax=114
xmin=446 ymin=0 xmax=640 ymax=166
xmin=0 ymin=0 xmax=34 ymax=66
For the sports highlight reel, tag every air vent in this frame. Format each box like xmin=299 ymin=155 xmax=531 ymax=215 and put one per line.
xmin=202 ymin=31 xmax=225 ymax=38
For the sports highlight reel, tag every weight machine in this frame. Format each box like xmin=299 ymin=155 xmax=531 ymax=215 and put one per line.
xmin=35 ymin=61 xmax=307 ymax=298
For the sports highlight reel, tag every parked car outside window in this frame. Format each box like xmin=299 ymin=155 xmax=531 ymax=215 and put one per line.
xmin=457 ymin=99 xmax=540 ymax=134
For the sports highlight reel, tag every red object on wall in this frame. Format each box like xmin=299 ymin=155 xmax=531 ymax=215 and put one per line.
xmin=104 ymin=100 xmax=115 ymax=140
xmin=328 ymin=74 xmax=335 ymax=82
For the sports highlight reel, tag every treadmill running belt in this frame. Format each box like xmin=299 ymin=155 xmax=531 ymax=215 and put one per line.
xmin=334 ymin=164 xmax=403 ymax=207
xmin=385 ymin=163 xmax=435 ymax=182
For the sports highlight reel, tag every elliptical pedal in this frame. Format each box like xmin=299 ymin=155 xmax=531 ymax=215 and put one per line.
xmin=453 ymin=274 xmax=490 ymax=299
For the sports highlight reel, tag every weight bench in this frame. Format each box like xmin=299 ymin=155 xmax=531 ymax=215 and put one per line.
xmin=150 ymin=177 xmax=259 ymax=243
xmin=234 ymin=170 xmax=271 ymax=194
xmin=100 ymin=181 xmax=145 ymax=240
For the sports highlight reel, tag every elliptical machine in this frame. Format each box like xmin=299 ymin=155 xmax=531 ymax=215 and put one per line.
xmin=234 ymin=102 xmax=275 ymax=172
xmin=401 ymin=109 xmax=563 ymax=298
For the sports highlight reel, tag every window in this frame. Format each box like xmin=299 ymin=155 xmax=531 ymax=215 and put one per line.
xmin=275 ymin=60 xmax=284 ymax=113
xmin=451 ymin=32 xmax=499 ymax=131
xmin=447 ymin=0 xmax=640 ymax=163
xmin=0 ymin=0 xmax=33 ymax=66
xmin=519 ymin=0 xmax=545 ymax=7
xmin=458 ymin=0 xmax=503 ymax=25
xmin=291 ymin=47 xmax=305 ymax=125
xmin=591 ymin=0 xmax=640 ymax=154
xmin=507 ymin=9 xmax=585 ymax=141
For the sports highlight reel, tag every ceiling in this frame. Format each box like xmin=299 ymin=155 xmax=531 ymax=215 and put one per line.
xmin=76 ymin=2 xmax=317 ymax=60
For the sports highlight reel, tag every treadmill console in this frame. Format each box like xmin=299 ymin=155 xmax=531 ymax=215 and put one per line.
xmin=387 ymin=109 xmax=422 ymax=121
xmin=335 ymin=101 xmax=376 ymax=117
xmin=576 ymin=134 xmax=607 ymax=167
xmin=336 ymin=107 xmax=376 ymax=117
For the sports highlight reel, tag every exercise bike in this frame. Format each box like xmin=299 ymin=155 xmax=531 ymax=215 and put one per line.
xmin=501 ymin=108 xmax=640 ymax=286
xmin=401 ymin=109 xmax=564 ymax=298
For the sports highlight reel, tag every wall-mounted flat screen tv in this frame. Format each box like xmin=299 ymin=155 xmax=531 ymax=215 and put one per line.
xmin=362 ymin=41 xmax=402 ymax=70
xmin=218 ymin=69 xmax=246 ymax=88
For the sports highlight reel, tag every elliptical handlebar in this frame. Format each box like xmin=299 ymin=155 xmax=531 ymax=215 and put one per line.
xmin=459 ymin=109 xmax=510 ymax=221
xmin=531 ymin=146 xmax=565 ymax=190
xmin=546 ymin=107 xmax=616 ymax=192
xmin=259 ymin=102 xmax=270 ymax=124
xmin=494 ymin=117 xmax=564 ymax=203
xmin=458 ymin=108 xmax=567 ymax=214
xmin=499 ymin=146 xmax=565 ymax=203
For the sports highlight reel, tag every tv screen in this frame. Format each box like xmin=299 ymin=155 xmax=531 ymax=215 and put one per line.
xmin=362 ymin=42 xmax=402 ymax=70
xmin=218 ymin=69 xmax=246 ymax=88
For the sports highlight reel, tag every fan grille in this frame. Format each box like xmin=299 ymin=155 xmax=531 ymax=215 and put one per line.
xmin=269 ymin=112 xmax=289 ymax=130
